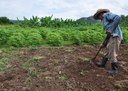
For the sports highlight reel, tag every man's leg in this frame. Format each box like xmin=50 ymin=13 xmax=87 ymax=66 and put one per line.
xmin=108 ymin=37 xmax=121 ymax=74
xmin=95 ymin=36 xmax=112 ymax=68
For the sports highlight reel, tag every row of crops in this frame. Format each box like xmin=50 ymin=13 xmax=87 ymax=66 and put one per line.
xmin=0 ymin=25 xmax=128 ymax=48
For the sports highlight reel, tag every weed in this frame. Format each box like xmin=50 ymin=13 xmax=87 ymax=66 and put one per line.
xmin=0 ymin=58 xmax=9 ymax=72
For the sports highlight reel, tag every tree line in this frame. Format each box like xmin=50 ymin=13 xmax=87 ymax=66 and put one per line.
xmin=0 ymin=15 xmax=128 ymax=27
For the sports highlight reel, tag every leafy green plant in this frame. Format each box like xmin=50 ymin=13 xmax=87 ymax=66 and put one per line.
xmin=17 ymin=16 xmax=39 ymax=27
xmin=91 ymin=31 xmax=104 ymax=44
xmin=82 ymin=30 xmax=104 ymax=44
xmin=26 ymin=33 xmax=43 ymax=47
xmin=82 ymin=31 xmax=91 ymax=43
xmin=7 ymin=32 xmax=26 ymax=47
xmin=39 ymin=28 xmax=49 ymax=39
xmin=0 ymin=29 xmax=13 ymax=45
xmin=46 ymin=32 xmax=64 ymax=46
xmin=58 ymin=31 xmax=72 ymax=41
xmin=123 ymin=30 xmax=128 ymax=44
xmin=71 ymin=31 xmax=83 ymax=45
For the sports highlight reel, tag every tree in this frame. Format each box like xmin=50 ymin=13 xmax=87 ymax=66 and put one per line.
xmin=0 ymin=17 xmax=10 ymax=24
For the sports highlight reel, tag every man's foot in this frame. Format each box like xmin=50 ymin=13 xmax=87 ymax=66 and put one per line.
xmin=95 ymin=57 xmax=108 ymax=68
xmin=108 ymin=70 xmax=118 ymax=74
xmin=108 ymin=62 xmax=118 ymax=75
xmin=96 ymin=62 xmax=106 ymax=67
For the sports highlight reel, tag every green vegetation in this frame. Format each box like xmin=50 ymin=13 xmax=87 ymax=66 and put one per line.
xmin=0 ymin=15 xmax=128 ymax=47
xmin=7 ymin=32 xmax=26 ymax=47
xmin=122 ymin=30 xmax=128 ymax=44
xmin=46 ymin=32 xmax=64 ymax=46
xmin=0 ymin=17 xmax=10 ymax=24
xmin=0 ymin=58 xmax=9 ymax=72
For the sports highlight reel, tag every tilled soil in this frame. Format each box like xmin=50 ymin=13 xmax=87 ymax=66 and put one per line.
xmin=0 ymin=45 xmax=128 ymax=91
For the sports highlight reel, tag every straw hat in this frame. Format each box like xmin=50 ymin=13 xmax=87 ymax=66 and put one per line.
xmin=93 ymin=9 xmax=110 ymax=20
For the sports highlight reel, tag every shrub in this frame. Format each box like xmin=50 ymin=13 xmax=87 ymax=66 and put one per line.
xmin=46 ymin=32 xmax=63 ymax=46
xmin=81 ymin=31 xmax=90 ymax=43
xmin=58 ymin=31 xmax=72 ymax=41
xmin=123 ymin=30 xmax=128 ymax=44
xmin=0 ymin=29 xmax=13 ymax=45
xmin=90 ymin=31 xmax=104 ymax=44
xmin=82 ymin=30 xmax=104 ymax=44
xmin=26 ymin=33 xmax=43 ymax=46
xmin=72 ymin=32 xmax=83 ymax=45
xmin=7 ymin=32 xmax=26 ymax=47
xmin=39 ymin=28 xmax=49 ymax=39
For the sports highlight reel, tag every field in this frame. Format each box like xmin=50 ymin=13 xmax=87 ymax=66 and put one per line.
xmin=0 ymin=20 xmax=128 ymax=91
xmin=0 ymin=44 xmax=128 ymax=91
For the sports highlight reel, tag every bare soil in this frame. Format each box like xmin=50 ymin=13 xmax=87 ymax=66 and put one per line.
xmin=0 ymin=45 xmax=128 ymax=91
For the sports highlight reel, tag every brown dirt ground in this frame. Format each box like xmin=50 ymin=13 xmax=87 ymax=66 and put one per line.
xmin=0 ymin=44 xmax=128 ymax=91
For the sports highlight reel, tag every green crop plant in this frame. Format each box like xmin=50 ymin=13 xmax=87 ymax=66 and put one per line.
xmin=0 ymin=29 xmax=13 ymax=45
xmin=122 ymin=30 xmax=128 ymax=44
xmin=7 ymin=32 xmax=26 ymax=47
xmin=82 ymin=30 xmax=92 ymax=44
xmin=90 ymin=31 xmax=104 ymax=44
xmin=71 ymin=31 xmax=83 ymax=45
xmin=26 ymin=33 xmax=43 ymax=47
xmin=57 ymin=30 xmax=72 ymax=41
xmin=46 ymin=32 xmax=64 ymax=46
xmin=83 ymin=30 xmax=104 ymax=44
xmin=39 ymin=28 xmax=50 ymax=39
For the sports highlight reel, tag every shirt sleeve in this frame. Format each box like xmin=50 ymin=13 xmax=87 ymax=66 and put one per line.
xmin=103 ymin=12 xmax=121 ymax=33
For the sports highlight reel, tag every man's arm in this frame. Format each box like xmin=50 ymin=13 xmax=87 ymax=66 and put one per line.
xmin=103 ymin=12 xmax=121 ymax=32
xmin=108 ymin=14 xmax=121 ymax=31
xmin=101 ymin=32 xmax=111 ymax=48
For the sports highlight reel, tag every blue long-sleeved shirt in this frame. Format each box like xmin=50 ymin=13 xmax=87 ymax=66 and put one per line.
xmin=102 ymin=12 xmax=123 ymax=40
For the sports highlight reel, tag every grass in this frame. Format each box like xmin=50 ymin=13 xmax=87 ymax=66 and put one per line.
xmin=0 ymin=57 xmax=9 ymax=72
xmin=22 ymin=56 xmax=43 ymax=84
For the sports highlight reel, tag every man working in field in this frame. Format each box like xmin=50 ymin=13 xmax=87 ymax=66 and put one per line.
xmin=93 ymin=9 xmax=123 ymax=74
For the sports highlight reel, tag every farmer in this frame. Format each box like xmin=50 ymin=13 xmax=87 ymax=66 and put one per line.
xmin=93 ymin=9 xmax=123 ymax=74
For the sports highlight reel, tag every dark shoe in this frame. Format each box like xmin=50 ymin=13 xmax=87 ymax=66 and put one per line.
xmin=96 ymin=57 xmax=108 ymax=67
xmin=108 ymin=63 xmax=118 ymax=74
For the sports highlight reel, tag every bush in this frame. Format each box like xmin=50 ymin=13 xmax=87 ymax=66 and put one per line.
xmin=81 ymin=30 xmax=104 ymax=44
xmin=82 ymin=31 xmax=91 ymax=43
xmin=71 ymin=31 xmax=83 ymax=45
xmin=0 ymin=29 xmax=13 ymax=45
xmin=58 ymin=31 xmax=72 ymax=41
xmin=7 ymin=32 xmax=26 ymax=47
xmin=90 ymin=31 xmax=104 ymax=44
xmin=123 ymin=30 xmax=128 ymax=44
xmin=46 ymin=32 xmax=63 ymax=46
xmin=26 ymin=33 xmax=43 ymax=46
xmin=39 ymin=28 xmax=49 ymax=39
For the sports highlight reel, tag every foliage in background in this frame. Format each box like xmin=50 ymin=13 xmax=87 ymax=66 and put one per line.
xmin=0 ymin=15 xmax=128 ymax=47
xmin=0 ymin=17 xmax=10 ymax=24
xmin=16 ymin=16 xmax=90 ymax=28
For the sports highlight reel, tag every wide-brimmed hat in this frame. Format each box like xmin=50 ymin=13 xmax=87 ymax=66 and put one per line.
xmin=93 ymin=9 xmax=110 ymax=20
